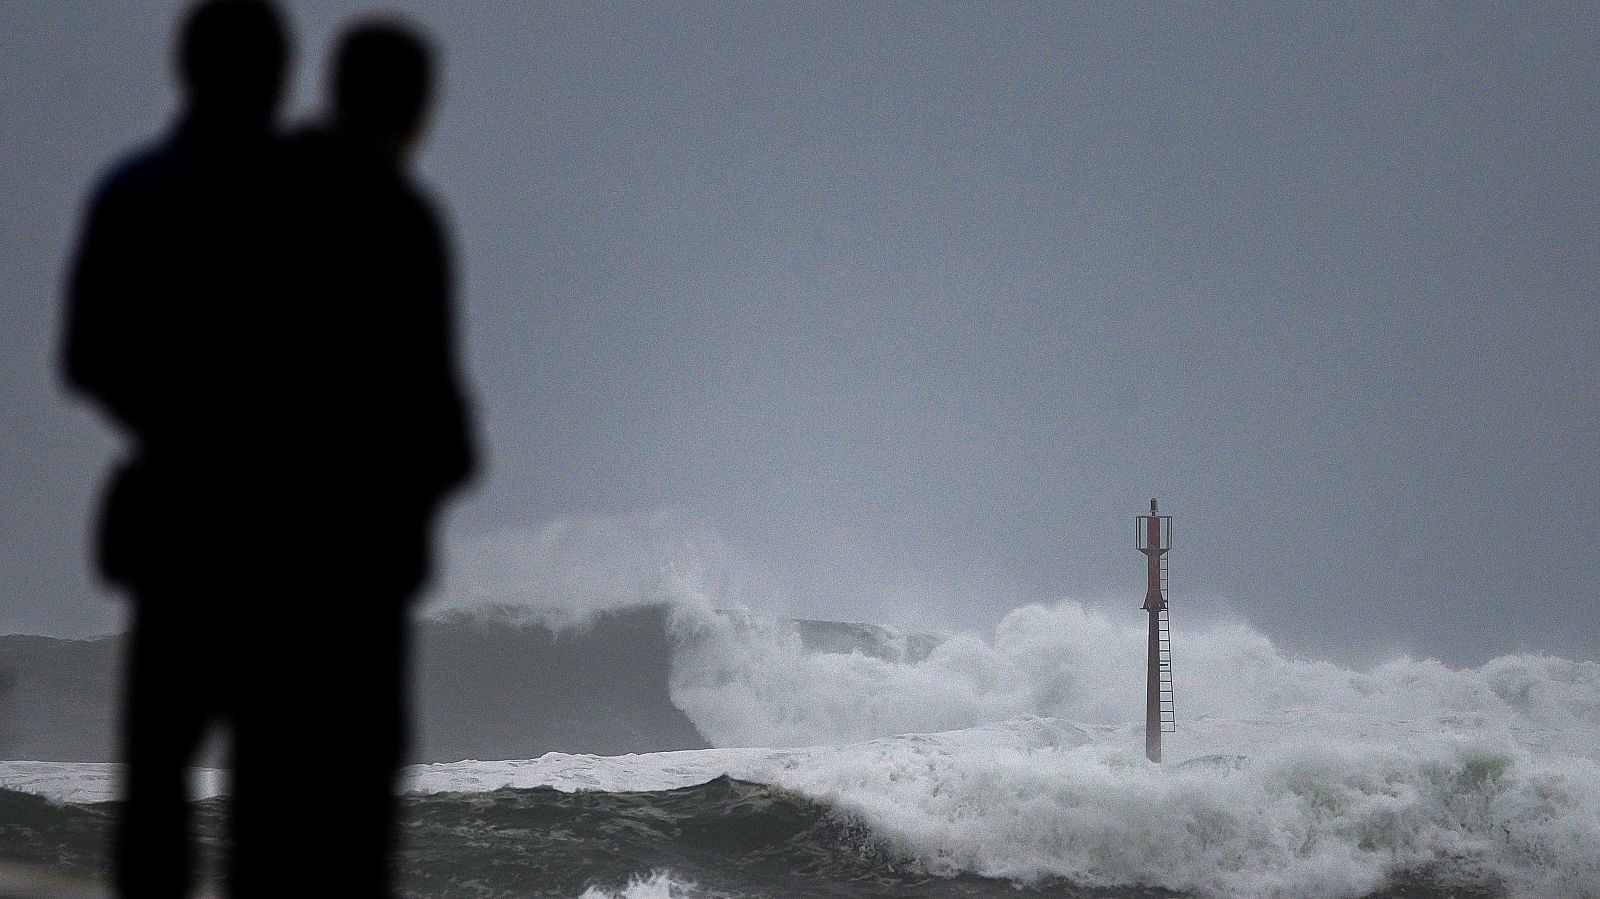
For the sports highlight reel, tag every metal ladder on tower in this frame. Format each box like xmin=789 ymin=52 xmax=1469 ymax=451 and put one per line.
xmin=1157 ymin=553 xmax=1176 ymax=732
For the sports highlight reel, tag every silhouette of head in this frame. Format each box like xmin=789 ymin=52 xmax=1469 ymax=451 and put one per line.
xmin=178 ymin=0 xmax=287 ymax=126
xmin=334 ymin=22 xmax=434 ymax=158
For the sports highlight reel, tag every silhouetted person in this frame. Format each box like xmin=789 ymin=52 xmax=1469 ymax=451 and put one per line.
xmin=222 ymin=22 xmax=475 ymax=898
xmin=64 ymin=2 xmax=289 ymax=895
xmin=62 ymin=3 xmax=474 ymax=896
xmin=65 ymin=0 xmax=286 ymax=467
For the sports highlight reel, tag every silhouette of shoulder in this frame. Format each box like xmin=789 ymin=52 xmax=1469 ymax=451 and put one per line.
xmin=272 ymin=125 xmax=473 ymax=497
xmin=65 ymin=126 xmax=281 ymax=437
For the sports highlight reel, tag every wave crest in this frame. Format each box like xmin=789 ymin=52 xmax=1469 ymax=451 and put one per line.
xmin=667 ymin=599 xmax=1600 ymax=760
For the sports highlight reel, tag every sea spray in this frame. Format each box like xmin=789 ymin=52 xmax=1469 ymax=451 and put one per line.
xmin=6 ymin=598 xmax=1599 ymax=897
xmin=13 ymin=718 xmax=1596 ymax=897
xmin=577 ymin=870 xmax=707 ymax=899
xmin=761 ymin=721 xmax=1600 ymax=898
xmin=666 ymin=599 xmax=1600 ymax=759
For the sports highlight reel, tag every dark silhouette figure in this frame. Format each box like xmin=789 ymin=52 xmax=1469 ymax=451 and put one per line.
xmin=63 ymin=2 xmax=293 ymax=893
xmin=62 ymin=3 xmax=474 ymax=895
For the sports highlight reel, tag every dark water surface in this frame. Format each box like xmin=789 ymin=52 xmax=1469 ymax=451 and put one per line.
xmin=0 ymin=781 xmax=1503 ymax=898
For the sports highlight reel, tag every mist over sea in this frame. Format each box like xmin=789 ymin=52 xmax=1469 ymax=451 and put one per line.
xmin=3 ymin=596 xmax=1598 ymax=898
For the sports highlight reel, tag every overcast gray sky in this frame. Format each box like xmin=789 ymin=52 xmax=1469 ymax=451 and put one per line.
xmin=2 ymin=2 xmax=1596 ymax=665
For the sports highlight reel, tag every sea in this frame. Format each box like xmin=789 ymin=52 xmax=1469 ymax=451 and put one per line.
xmin=2 ymin=599 xmax=1597 ymax=898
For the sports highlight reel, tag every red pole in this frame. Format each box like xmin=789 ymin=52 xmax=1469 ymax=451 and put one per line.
xmin=1140 ymin=502 xmax=1166 ymax=763
xmin=1146 ymin=605 xmax=1161 ymax=763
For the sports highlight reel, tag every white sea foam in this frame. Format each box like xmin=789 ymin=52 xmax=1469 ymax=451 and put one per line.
xmin=654 ymin=597 xmax=1600 ymax=897
xmin=410 ymin=715 xmax=1599 ymax=899
xmin=6 ymin=597 xmax=1597 ymax=897
xmin=767 ymin=719 xmax=1600 ymax=899
xmin=10 ymin=718 xmax=1598 ymax=897
xmin=434 ymin=512 xmax=780 ymax=628
xmin=0 ymin=760 xmax=225 ymax=803
xmin=577 ymin=870 xmax=706 ymax=899
xmin=667 ymin=599 xmax=1600 ymax=760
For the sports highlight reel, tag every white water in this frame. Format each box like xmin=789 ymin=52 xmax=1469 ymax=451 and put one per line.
xmin=577 ymin=870 xmax=707 ymax=899
xmin=657 ymin=598 xmax=1600 ymax=896
xmin=666 ymin=599 xmax=1600 ymax=757
xmin=9 ymin=718 xmax=1597 ymax=897
xmin=5 ymin=598 xmax=1598 ymax=897
xmin=404 ymin=713 xmax=1600 ymax=899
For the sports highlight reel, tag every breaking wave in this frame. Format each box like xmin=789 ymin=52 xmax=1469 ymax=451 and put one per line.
xmin=400 ymin=714 xmax=1600 ymax=898
xmin=576 ymin=871 xmax=704 ymax=899
xmin=8 ymin=720 xmax=1597 ymax=897
xmin=653 ymin=596 xmax=1600 ymax=896
xmin=667 ymin=599 xmax=1599 ymax=759
xmin=5 ymin=597 xmax=1598 ymax=897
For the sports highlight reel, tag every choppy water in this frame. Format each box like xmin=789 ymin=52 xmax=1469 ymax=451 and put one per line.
xmin=0 ymin=775 xmax=1512 ymax=898
xmin=4 ymin=599 xmax=1598 ymax=897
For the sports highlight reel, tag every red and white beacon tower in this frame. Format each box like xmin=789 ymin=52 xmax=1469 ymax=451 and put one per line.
xmin=1136 ymin=499 xmax=1175 ymax=763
